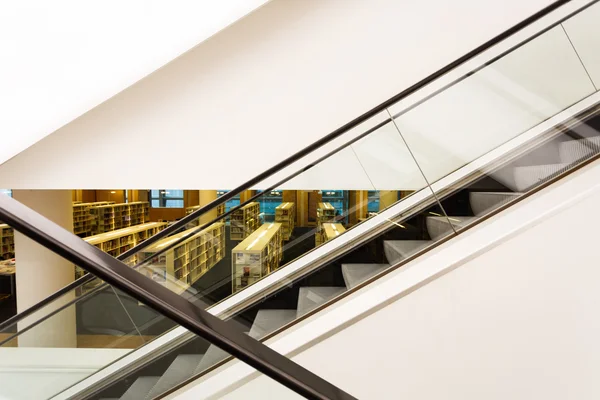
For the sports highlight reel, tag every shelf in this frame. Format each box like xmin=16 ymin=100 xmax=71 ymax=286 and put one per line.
xmin=75 ymin=221 xmax=168 ymax=285
xmin=88 ymin=201 xmax=150 ymax=235
xmin=230 ymin=202 xmax=260 ymax=241
xmin=0 ymin=224 xmax=14 ymax=260
xmin=232 ymin=222 xmax=283 ymax=292
xmin=315 ymin=222 xmax=346 ymax=246
xmin=185 ymin=203 xmax=226 ymax=228
xmin=275 ymin=202 xmax=296 ymax=241
xmin=141 ymin=222 xmax=225 ymax=290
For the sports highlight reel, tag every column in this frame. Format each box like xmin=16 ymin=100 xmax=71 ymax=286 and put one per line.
xmin=198 ymin=190 xmax=218 ymax=225
xmin=379 ymin=190 xmax=398 ymax=212
xmin=13 ymin=190 xmax=77 ymax=347
xmin=349 ymin=191 xmax=369 ymax=225
xmin=239 ymin=190 xmax=256 ymax=203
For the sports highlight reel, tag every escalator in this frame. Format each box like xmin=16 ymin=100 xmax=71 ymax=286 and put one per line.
xmin=2 ymin=0 xmax=600 ymax=399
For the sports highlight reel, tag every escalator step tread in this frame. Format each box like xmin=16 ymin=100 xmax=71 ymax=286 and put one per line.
xmin=513 ymin=163 xmax=569 ymax=191
xmin=341 ymin=264 xmax=389 ymax=289
xmin=193 ymin=345 xmax=230 ymax=375
xmin=383 ymin=240 xmax=430 ymax=265
xmin=297 ymin=286 xmax=346 ymax=317
xmin=119 ymin=376 xmax=160 ymax=400
xmin=248 ymin=309 xmax=297 ymax=339
xmin=426 ymin=216 xmax=476 ymax=240
xmin=469 ymin=192 xmax=521 ymax=216
xmin=559 ymin=136 xmax=600 ymax=163
xmin=147 ymin=354 xmax=204 ymax=399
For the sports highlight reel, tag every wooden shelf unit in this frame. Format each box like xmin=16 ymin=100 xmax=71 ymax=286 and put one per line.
xmin=140 ymin=222 xmax=225 ymax=293
xmin=76 ymin=222 xmax=169 ymax=281
xmin=315 ymin=222 xmax=346 ymax=246
xmin=72 ymin=201 xmax=114 ymax=237
xmin=317 ymin=202 xmax=336 ymax=225
xmin=232 ymin=222 xmax=282 ymax=292
xmin=185 ymin=203 xmax=226 ymax=228
xmin=315 ymin=202 xmax=340 ymax=246
xmin=230 ymin=202 xmax=260 ymax=241
xmin=275 ymin=202 xmax=295 ymax=241
xmin=0 ymin=224 xmax=14 ymax=260
xmin=89 ymin=201 xmax=150 ymax=235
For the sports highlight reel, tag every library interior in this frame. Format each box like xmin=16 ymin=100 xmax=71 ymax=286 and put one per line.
xmin=0 ymin=188 xmax=409 ymax=348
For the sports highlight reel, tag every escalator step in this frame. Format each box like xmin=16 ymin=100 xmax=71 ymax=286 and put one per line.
xmin=512 ymin=163 xmax=569 ymax=191
xmin=147 ymin=354 xmax=204 ymax=399
xmin=426 ymin=216 xmax=476 ymax=240
xmin=297 ymin=286 xmax=346 ymax=317
xmin=193 ymin=345 xmax=229 ymax=376
xmin=559 ymin=136 xmax=600 ymax=163
xmin=468 ymin=192 xmax=520 ymax=216
xmin=341 ymin=264 xmax=389 ymax=289
xmin=248 ymin=309 xmax=297 ymax=339
xmin=383 ymin=240 xmax=430 ymax=265
xmin=119 ymin=376 xmax=160 ymax=400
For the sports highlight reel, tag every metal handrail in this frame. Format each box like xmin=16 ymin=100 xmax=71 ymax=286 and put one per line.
xmin=0 ymin=194 xmax=356 ymax=400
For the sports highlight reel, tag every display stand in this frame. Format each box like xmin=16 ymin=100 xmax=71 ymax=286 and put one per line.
xmin=232 ymin=222 xmax=282 ymax=292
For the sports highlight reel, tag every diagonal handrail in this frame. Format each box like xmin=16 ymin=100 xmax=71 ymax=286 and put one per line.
xmin=0 ymin=194 xmax=356 ymax=400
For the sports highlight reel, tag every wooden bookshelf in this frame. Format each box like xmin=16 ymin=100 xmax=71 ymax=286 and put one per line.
xmin=315 ymin=202 xmax=340 ymax=246
xmin=185 ymin=203 xmax=226 ymax=228
xmin=76 ymin=222 xmax=169 ymax=283
xmin=317 ymin=202 xmax=336 ymax=224
xmin=230 ymin=202 xmax=260 ymax=241
xmin=316 ymin=222 xmax=346 ymax=246
xmin=140 ymin=222 xmax=225 ymax=293
xmin=232 ymin=222 xmax=282 ymax=292
xmin=275 ymin=202 xmax=295 ymax=241
xmin=89 ymin=201 xmax=150 ymax=235
xmin=72 ymin=201 xmax=114 ymax=237
xmin=0 ymin=224 xmax=14 ymax=260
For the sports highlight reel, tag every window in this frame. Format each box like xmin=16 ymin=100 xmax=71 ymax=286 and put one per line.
xmin=0 ymin=190 xmax=12 ymax=198
xmin=217 ymin=190 xmax=240 ymax=213
xmin=257 ymin=190 xmax=282 ymax=222
xmin=321 ymin=190 xmax=349 ymax=223
xmin=149 ymin=190 xmax=184 ymax=208
xmin=367 ymin=190 xmax=380 ymax=214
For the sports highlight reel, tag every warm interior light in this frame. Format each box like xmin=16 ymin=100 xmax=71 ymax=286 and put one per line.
xmin=110 ymin=191 xmax=116 ymax=194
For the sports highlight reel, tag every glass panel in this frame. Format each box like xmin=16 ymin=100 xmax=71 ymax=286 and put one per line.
xmin=0 ymin=254 xmax=168 ymax=399
xmin=0 ymin=220 xmax=337 ymax=400
xmin=90 ymin=329 xmax=306 ymax=399
xmin=389 ymin=9 xmax=600 ymax=233
xmin=77 ymin=113 xmax=457 ymax=397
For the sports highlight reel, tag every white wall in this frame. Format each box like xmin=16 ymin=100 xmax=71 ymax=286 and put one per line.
xmin=0 ymin=0 xmax=270 ymax=167
xmin=0 ymin=0 xmax=570 ymax=189
xmin=0 ymin=347 xmax=129 ymax=400
xmin=190 ymin=153 xmax=600 ymax=400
